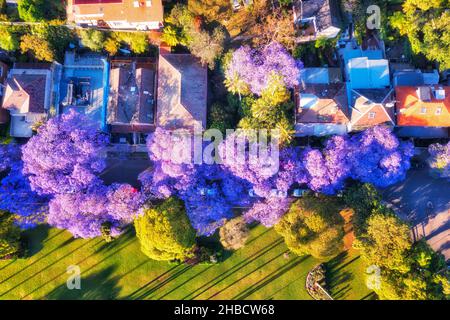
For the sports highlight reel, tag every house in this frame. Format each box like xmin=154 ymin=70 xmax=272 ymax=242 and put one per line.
xmin=395 ymin=85 xmax=450 ymax=138
xmin=156 ymin=54 xmax=207 ymax=130
xmin=393 ymin=69 xmax=440 ymax=87
xmin=57 ymin=51 xmax=108 ymax=130
xmin=67 ymin=0 xmax=164 ymax=30
xmin=294 ymin=82 xmax=349 ymax=136
xmin=348 ymin=88 xmax=395 ymax=131
xmin=293 ymin=0 xmax=341 ymax=43
xmin=299 ymin=67 xmax=341 ymax=85
xmin=107 ymin=57 xmax=156 ymax=144
xmin=1 ymin=64 xmax=52 ymax=138
xmin=346 ymin=56 xmax=390 ymax=89
xmin=0 ymin=61 xmax=9 ymax=125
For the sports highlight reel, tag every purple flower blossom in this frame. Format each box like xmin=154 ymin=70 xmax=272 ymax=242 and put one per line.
xmin=226 ymin=42 xmax=302 ymax=95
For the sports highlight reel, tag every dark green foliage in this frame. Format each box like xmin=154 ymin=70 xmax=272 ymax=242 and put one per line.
xmin=0 ymin=211 xmax=21 ymax=260
xmin=207 ymin=101 xmax=238 ymax=133
xmin=18 ymin=0 xmax=64 ymax=22
xmin=343 ymin=183 xmax=383 ymax=235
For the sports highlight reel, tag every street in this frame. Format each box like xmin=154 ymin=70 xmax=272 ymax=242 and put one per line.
xmin=382 ymin=167 xmax=450 ymax=261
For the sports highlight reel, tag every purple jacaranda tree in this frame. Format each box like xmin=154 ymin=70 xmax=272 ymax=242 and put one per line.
xmin=106 ymin=183 xmax=145 ymax=223
xmin=22 ymin=110 xmax=109 ymax=196
xmin=48 ymin=186 xmax=118 ymax=239
xmin=48 ymin=182 xmax=143 ymax=239
xmin=0 ymin=144 xmax=49 ymax=229
xmin=349 ymin=126 xmax=414 ymax=188
xmin=226 ymin=42 xmax=302 ymax=95
xmin=427 ymin=141 xmax=450 ymax=180
xmin=243 ymin=197 xmax=292 ymax=227
xmin=140 ymin=127 xmax=197 ymax=198
xmin=302 ymin=135 xmax=353 ymax=194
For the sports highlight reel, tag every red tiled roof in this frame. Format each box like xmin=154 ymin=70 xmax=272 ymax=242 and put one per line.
xmin=295 ymin=83 xmax=349 ymax=124
xmin=350 ymin=89 xmax=395 ymax=128
xmin=395 ymin=85 xmax=450 ymax=127
xmin=2 ymin=74 xmax=47 ymax=114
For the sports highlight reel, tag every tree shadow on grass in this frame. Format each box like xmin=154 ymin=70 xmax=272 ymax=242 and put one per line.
xmin=325 ymin=251 xmax=357 ymax=300
xmin=45 ymin=265 xmax=121 ymax=300
xmin=94 ymin=226 xmax=135 ymax=254
xmin=22 ymin=225 xmax=50 ymax=257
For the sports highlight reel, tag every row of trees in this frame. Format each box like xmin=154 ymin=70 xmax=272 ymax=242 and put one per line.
xmin=0 ymin=24 xmax=152 ymax=62
xmin=345 ymin=184 xmax=449 ymax=300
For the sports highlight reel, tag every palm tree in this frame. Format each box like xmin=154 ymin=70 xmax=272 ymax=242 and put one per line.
xmin=224 ymin=71 xmax=249 ymax=101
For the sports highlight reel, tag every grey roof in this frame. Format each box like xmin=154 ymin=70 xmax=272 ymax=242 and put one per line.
xmin=393 ymin=70 xmax=424 ymax=86
xmin=294 ymin=0 xmax=341 ymax=30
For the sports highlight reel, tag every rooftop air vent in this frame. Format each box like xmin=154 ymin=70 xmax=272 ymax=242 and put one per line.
xmin=434 ymin=87 xmax=445 ymax=100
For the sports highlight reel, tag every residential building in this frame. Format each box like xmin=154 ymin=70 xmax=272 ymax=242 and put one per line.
xmin=294 ymin=82 xmax=349 ymax=136
xmin=346 ymin=55 xmax=390 ymax=89
xmin=393 ymin=69 xmax=440 ymax=87
xmin=156 ymin=54 xmax=208 ymax=130
xmin=395 ymin=85 xmax=450 ymax=138
xmin=299 ymin=67 xmax=342 ymax=85
xmin=348 ymin=88 xmax=395 ymax=131
xmin=293 ymin=0 xmax=341 ymax=43
xmin=1 ymin=64 xmax=53 ymax=138
xmin=57 ymin=51 xmax=108 ymax=130
xmin=67 ymin=0 xmax=164 ymax=30
xmin=0 ymin=61 xmax=9 ymax=125
xmin=107 ymin=57 xmax=156 ymax=144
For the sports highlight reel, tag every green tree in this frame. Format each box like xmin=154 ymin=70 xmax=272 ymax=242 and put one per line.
xmin=187 ymin=27 xmax=226 ymax=69
xmin=0 ymin=211 xmax=21 ymax=260
xmin=390 ymin=0 xmax=450 ymax=70
xmin=79 ymin=29 xmax=106 ymax=52
xmin=275 ymin=196 xmax=345 ymax=259
xmin=208 ymin=101 xmax=238 ymax=133
xmin=134 ymin=197 xmax=196 ymax=261
xmin=354 ymin=213 xmax=412 ymax=272
xmin=20 ymin=33 xmax=54 ymax=62
xmin=104 ymin=37 xmax=119 ymax=56
xmin=188 ymin=0 xmax=232 ymax=23
xmin=343 ymin=183 xmax=383 ymax=234
xmin=219 ymin=217 xmax=249 ymax=250
xmin=18 ymin=0 xmax=45 ymax=22
xmin=238 ymin=73 xmax=294 ymax=145
xmin=0 ymin=27 xmax=19 ymax=51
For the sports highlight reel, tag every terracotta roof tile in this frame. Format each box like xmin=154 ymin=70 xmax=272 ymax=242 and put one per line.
xmin=395 ymin=85 xmax=450 ymax=127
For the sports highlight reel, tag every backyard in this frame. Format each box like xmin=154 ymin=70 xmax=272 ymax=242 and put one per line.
xmin=0 ymin=225 xmax=372 ymax=300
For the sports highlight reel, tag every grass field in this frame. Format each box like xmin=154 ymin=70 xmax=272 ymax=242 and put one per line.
xmin=0 ymin=224 xmax=373 ymax=300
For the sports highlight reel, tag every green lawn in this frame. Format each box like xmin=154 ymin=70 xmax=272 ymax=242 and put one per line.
xmin=0 ymin=225 xmax=372 ymax=300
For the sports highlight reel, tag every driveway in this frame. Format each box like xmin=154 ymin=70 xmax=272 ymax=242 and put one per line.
xmin=100 ymin=153 xmax=151 ymax=188
xmin=382 ymin=167 xmax=450 ymax=261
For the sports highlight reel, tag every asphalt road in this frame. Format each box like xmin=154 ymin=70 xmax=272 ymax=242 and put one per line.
xmin=382 ymin=168 xmax=450 ymax=261
xmin=100 ymin=155 xmax=151 ymax=188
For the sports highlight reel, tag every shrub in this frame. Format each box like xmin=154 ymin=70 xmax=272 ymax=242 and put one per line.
xmin=275 ymin=195 xmax=344 ymax=259
xmin=79 ymin=29 xmax=106 ymax=52
xmin=134 ymin=197 xmax=196 ymax=261
xmin=219 ymin=217 xmax=249 ymax=250
xmin=0 ymin=27 xmax=19 ymax=51
xmin=0 ymin=211 xmax=21 ymax=260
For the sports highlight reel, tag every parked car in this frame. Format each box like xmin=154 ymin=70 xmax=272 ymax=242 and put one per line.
xmin=292 ymin=188 xmax=308 ymax=197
